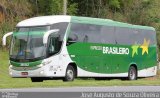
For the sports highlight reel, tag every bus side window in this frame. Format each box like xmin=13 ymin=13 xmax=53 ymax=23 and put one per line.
xmin=100 ymin=26 xmax=115 ymax=44
xmin=48 ymin=36 xmax=59 ymax=56
xmin=51 ymin=22 xmax=69 ymax=41
xmin=67 ymin=23 xmax=85 ymax=45
xmin=48 ymin=37 xmax=54 ymax=56
xmin=115 ymin=27 xmax=132 ymax=45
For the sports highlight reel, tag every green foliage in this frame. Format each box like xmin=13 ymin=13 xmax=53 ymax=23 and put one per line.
xmin=67 ymin=2 xmax=78 ymax=15
xmin=109 ymin=0 xmax=120 ymax=9
xmin=0 ymin=0 xmax=33 ymax=47
xmin=0 ymin=0 xmax=160 ymax=52
xmin=37 ymin=0 xmax=63 ymax=15
xmin=0 ymin=22 xmax=14 ymax=47
xmin=36 ymin=0 xmax=77 ymax=15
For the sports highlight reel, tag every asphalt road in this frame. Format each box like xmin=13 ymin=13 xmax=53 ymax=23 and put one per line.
xmin=0 ymin=86 xmax=160 ymax=92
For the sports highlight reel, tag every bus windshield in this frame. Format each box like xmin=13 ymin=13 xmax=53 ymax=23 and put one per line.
xmin=10 ymin=26 xmax=49 ymax=62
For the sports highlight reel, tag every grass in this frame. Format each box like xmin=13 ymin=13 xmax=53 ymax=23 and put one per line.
xmin=0 ymin=49 xmax=160 ymax=88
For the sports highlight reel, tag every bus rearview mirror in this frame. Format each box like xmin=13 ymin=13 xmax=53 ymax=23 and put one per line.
xmin=43 ymin=29 xmax=59 ymax=44
xmin=2 ymin=32 xmax=13 ymax=46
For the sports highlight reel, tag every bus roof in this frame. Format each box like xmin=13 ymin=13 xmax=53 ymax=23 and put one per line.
xmin=16 ymin=15 xmax=155 ymax=31
xmin=16 ymin=15 xmax=71 ymax=27
xmin=71 ymin=16 xmax=155 ymax=31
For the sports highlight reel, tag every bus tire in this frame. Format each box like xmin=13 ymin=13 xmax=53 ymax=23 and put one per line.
xmin=128 ymin=66 xmax=137 ymax=80
xmin=63 ymin=65 xmax=75 ymax=82
xmin=31 ymin=77 xmax=43 ymax=82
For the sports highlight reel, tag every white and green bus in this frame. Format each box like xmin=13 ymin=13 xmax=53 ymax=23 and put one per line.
xmin=3 ymin=15 xmax=157 ymax=82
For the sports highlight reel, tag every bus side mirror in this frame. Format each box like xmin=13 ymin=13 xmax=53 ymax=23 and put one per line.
xmin=67 ymin=40 xmax=77 ymax=46
xmin=43 ymin=29 xmax=59 ymax=45
xmin=2 ymin=32 xmax=13 ymax=46
xmin=67 ymin=34 xmax=78 ymax=46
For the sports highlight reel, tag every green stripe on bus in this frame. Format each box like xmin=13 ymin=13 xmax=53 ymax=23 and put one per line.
xmin=10 ymin=60 xmax=42 ymax=67
xmin=13 ymin=31 xmax=45 ymax=36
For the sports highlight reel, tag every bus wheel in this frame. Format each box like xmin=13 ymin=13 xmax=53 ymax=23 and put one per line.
xmin=31 ymin=77 xmax=43 ymax=82
xmin=63 ymin=66 xmax=75 ymax=82
xmin=128 ymin=66 xmax=137 ymax=80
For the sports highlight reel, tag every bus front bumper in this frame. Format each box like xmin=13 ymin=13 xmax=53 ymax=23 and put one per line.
xmin=9 ymin=65 xmax=65 ymax=78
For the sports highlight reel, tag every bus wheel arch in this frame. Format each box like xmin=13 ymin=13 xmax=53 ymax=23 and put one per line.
xmin=128 ymin=64 xmax=138 ymax=80
xmin=63 ymin=62 xmax=77 ymax=82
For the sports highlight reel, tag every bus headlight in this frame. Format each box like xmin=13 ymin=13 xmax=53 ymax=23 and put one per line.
xmin=9 ymin=65 xmax=13 ymax=69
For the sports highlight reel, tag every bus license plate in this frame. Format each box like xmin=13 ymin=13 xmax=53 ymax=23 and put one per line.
xmin=21 ymin=72 xmax=28 ymax=76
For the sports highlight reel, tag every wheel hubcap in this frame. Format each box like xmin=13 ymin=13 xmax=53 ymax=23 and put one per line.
xmin=130 ymin=69 xmax=135 ymax=80
xmin=67 ymin=69 xmax=73 ymax=80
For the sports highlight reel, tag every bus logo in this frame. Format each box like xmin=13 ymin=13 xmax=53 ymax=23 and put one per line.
xmin=131 ymin=38 xmax=150 ymax=57
xmin=20 ymin=63 xmax=29 ymax=67
xmin=103 ymin=47 xmax=129 ymax=55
